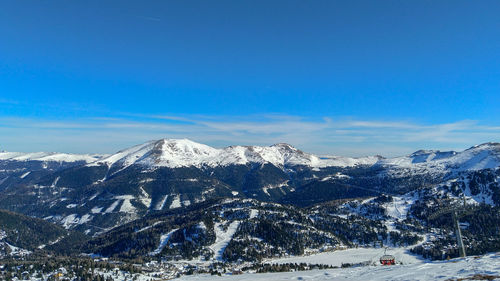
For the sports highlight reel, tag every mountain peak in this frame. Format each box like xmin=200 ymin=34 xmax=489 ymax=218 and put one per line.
xmin=90 ymin=139 xmax=500 ymax=171
xmin=271 ymin=143 xmax=297 ymax=149
xmin=469 ymin=142 xmax=500 ymax=150
xmin=410 ymin=149 xmax=439 ymax=156
xmin=157 ymin=138 xmax=217 ymax=154
xmin=91 ymin=139 xmax=363 ymax=169
xmin=157 ymin=138 xmax=202 ymax=145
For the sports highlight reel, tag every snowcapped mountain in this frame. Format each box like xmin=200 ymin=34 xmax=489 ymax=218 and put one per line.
xmin=376 ymin=142 xmax=500 ymax=176
xmin=5 ymin=139 xmax=498 ymax=173
xmin=0 ymin=139 xmax=498 ymax=267
xmin=0 ymin=151 xmax=106 ymax=192
xmin=88 ymin=138 xmax=500 ymax=174
xmin=89 ymin=138 xmax=382 ymax=169
xmin=0 ymin=139 xmax=498 ymax=237
xmin=0 ymin=151 xmax=104 ymax=163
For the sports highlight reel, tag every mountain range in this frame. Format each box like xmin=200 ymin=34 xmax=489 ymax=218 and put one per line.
xmin=3 ymin=138 xmax=498 ymax=172
xmin=0 ymin=139 xmax=499 ymax=262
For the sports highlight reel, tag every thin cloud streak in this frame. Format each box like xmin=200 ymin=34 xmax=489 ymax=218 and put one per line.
xmin=0 ymin=115 xmax=498 ymax=157
xmin=136 ymin=15 xmax=162 ymax=22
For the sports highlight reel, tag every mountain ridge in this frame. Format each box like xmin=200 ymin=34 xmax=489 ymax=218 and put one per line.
xmin=0 ymin=139 xmax=498 ymax=263
xmin=85 ymin=139 xmax=500 ymax=173
xmin=86 ymin=138 xmax=381 ymax=169
xmin=3 ymin=139 xmax=499 ymax=171
xmin=0 ymin=151 xmax=105 ymax=163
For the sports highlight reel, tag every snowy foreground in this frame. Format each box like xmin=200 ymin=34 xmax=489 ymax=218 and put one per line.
xmin=177 ymin=251 xmax=500 ymax=281
xmin=9 ymin=248 xmax=500 ymax=280
xmin=269 ymin=247 xmax=423 ymax=267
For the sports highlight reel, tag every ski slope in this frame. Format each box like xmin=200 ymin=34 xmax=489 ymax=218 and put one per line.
xmin=209 ymin=221 xmax=241 ymax=261
xmin=178 ymin=252 xmax=500 ymax=281
xmin=270 ymin=247 xmax=423 ymax=267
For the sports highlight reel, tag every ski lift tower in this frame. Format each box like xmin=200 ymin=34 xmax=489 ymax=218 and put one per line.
xmin=428 ymin=196 xmax=472 ymax=258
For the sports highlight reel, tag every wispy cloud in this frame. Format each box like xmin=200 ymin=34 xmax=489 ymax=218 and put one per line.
xmin=135 ymin=15 xmax=162 ymax=22
xmin=0 ymin=115 xmax=498 ymax=156
xmin=0 ymin=98 xmax=19 ymax=105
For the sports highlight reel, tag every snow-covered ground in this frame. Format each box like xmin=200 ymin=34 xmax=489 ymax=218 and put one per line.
xmin=179 ymin=252 xmax=500 ymax=281
xmin=383 ymin=195 xmax=414 ymax=221
xmin=249 ymin=209 xmax=259 ymax=219
xmin=9 ymin=247 xmax=500 ymax=280
xmin=170 ymin=195 xmax=182 ymax=208
xmin=3 ymin=242 xmax=31 ymax=256
xmin=104 ymin=200 xmax=120 ymax=213
xmin=270 ymin=247 xmax=423 ymax=267
xmin=149 ymin=228 xmax=178 ymax=255
xmin=156 ymin=194 xmax=169 ymax=210
xmin=60 ymin=213 xmax=93 ymax=228
xmin=209 ymin=221 xmax=241 ymax=260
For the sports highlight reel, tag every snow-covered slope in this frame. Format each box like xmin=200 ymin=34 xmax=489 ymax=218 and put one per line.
xmin=92 ymin=139 xmax=220 ymax=168
xmin=377 ymin=142 xmax=500 ymax=175
xmin=0 ymin=151 xmax=103 ymax=163
xmin=178 ymin=253 xmax=500 ymax=281
xmin=317 ymin=154 xmax=382 ymax=168
xmin=88 ymin=139 xmax=500 ymax=174
xmin=3 ymin=140 xmax=499 ymax=172
xmin=89 ymin=139 xmax=382 ymax=169
xmin=8 ymin=139 xmax=497 ymax=173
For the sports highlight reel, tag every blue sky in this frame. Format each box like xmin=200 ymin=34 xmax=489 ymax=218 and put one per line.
xmin=1 ymin=0 xmax=499 ymax=156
